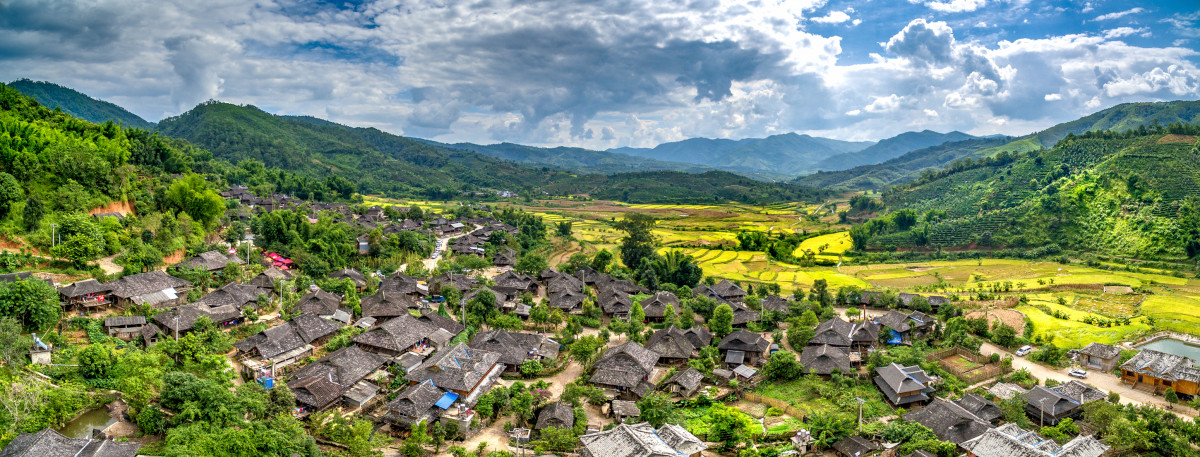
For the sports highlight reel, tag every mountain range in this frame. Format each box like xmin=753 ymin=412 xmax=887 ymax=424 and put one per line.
xmin=7 ymin=79 xmax=155 ymax=129
xmin=610 ymin=133 xmax=876 ymax=180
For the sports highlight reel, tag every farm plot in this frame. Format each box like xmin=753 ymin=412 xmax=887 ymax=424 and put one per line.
xmin=1016 ymin=304 xmax=1152 ymax=348
xmin=1140 ymin=295 xmax=1200 ymax=336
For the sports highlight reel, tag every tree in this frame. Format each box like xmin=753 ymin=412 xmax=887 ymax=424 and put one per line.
xmin=808 ymin=279 xmax=832 ymax=307
xmin=708 ymin=403 xmax=754 ymax=451
xmin=555 ymin=221 xmax=572 ymax=238
xmin=0 ymin=278 xmax=60 ymax=332
xmin=22 ymin=195 xmax=43 ymax=230
xmin=530 ymin=303 xmax=551 ymax=333
xmin=710 ymin=304 xmax=734 ymax=339
xmin=614 ymin=213 xmax=657 ymax=269
xmin=762 ymin=350 xmax=803 ymax=380
xmin=636 ymin=392 xmax=675 ymax=427
xmin=515 ymin=252 xmax=548 ymax=276
xmin=519 ymin=359 xmax=544 ymax=378
xmin=165 ymin=173 xmax=225 ymax=227
xmin=0 ymin=172 xmax=21 ymax=219
xmin=48 ymin=213 xmax=104 ymax=265
xmin=0 ymin=317 xmax=30 ymax=367
xmin=991 ymin=321 xmax=1017 ymax=347
xmin=591 ymin=249 xmax=613 ymax=272
xmin=79 ymin=344 xmax=113 ymax=379
xmin=1164 ymin=387 xmax=1178 ymax=404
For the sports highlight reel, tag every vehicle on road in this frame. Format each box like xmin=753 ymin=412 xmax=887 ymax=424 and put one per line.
xmin=1068 ymin=368 xmax=1088 ymax=379
xmin=1016 ymin=345 xmax=1033 ymax=357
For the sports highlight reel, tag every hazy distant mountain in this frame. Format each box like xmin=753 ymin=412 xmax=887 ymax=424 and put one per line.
xmin=8 ymin=79 xmax=155 ymax=129
xmin=814 ymin=130 xmax=977 ymax=171
xmin=610 ymin=133 xmax=874 ymax=180
xmin=421 ymin=141 xmax=712 ymax=175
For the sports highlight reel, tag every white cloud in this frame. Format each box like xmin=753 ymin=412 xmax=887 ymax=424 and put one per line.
xmin=910 ymin=0 xmax=988 ymax=13
xmin=864 ymin=94 xmax=902 ymax=113
xmin=1094 ymin=7 xmax=1145 ymax=21
xmin=1103 ymin=27 xmax=1146 ymax=39
xmin=1044 ymin=93 xmax=1063 ymax=101
xmin=811 ymin=11 xmax=851 ymax=24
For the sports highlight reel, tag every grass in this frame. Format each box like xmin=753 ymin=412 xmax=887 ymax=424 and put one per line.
xmin=1140 ymin=294 xmax=1200 ymax=336
xmin=793 ymin=231 xmax=852 ymax=258
xmin=753 ymin=377 xmax=893 ymax=420
xmin=1017 ymin=303 xmax=1153 ymax=348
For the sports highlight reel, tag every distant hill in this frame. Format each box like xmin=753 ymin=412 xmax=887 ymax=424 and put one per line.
xmin=422 ymin=141 xmax=711 ymax=175
xmin=796 ymin=136 xmax=1012 ymax=190
xmin=814 ymin=130 xmax=977 ymax=171
xmin=158 ymin=101 xmax=826 ymax=203
xmin=610 ymin=133 xmax=874 ymax=180
xmin=8 ymin=79 xmax=155 ymax=129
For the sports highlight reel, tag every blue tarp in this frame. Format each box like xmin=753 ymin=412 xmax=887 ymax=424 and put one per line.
xmin=435 ymin=392 xmax=459 ymax=409
xmin=886 ymin=329 xmax=902 ymax=345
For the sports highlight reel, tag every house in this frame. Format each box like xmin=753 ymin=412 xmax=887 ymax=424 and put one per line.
xmin=761 ymin=294 xmax=790 ymax=314
xmin=381 ymin=273 xmax=429 ymax=298
xmin=873 ymin=362 xmax=935 ymax=406
xmin=463 ymin=287 xmax=504 ymax=307
xmin=430 ymin=273 xmax=478 ymax=294
xmin=248 ymin=268 xmax=293 ymax=294
xmin=579 ymin=423 xmax=706 ymax=457
xmin=640 ymin=292 xmax=679 ymax=323
xmin=645 ymin=326 xmax=700 ymax=363
xmin=416 ymin=309 xmax=465 ymax=336
xmin=468 ymin=329 xmax=559 ymax=374
xmin=729 ymin=303 xmax=761 ymax=328
xmin=109 ymin=271 xmax=192 ymax=307
xmin=548 ymin=290 xmax=587 ymax=313
xmin=493 ymin=248 xmax=517 ymax=268
xmin=153 ymin=301 xmax=242 ymax=336
xmin=960 ymin=423 xmax=1108 ymax=457
xmin=103 ymin=316 xmax=145 ymax=340
xmin=405 ymin=343 xmax=503 ymax=406
xmin=140 ymin=323 xmax=163 ymax=347
xmin=710 ymin=279 xmax=747 ymax=302
xmin=904 ymin=398 xmax=993 ymax=444
xmin=192 ymin=283 xmax=262 ymax=310
xmin=0 ymin=428 xmax=141 ymax=457
xmin=596 ymin=288 xmax=634 ymax=318
xmin=832 ymin=436 xmax=879 ymax=457
xmin=954 ymin=393 xmax=1004 ymax=423
xmin=1024 ymin=385 xmax=1082 ymax=426
xmin=1120 ymin=349 xmax=1200 ymax=396
xmin=681 ymin=327 xmax=713 ymax=348
xmin=234 ymin=313 xmax=342 ymax=377
xmin=176 ymin=250 xmax=246 ymax=273
xmin=288 ymin=346 xmax=387 ymax=414
xmin=356 ymin=234 xmax=371 ymax=255
xmin=717 ymin=330 xmax=770 ymax=367
xmin=987 ymin=382 xmax=1028 ymax=400
xmin=875 ymin=310 xmax=936 ymax=344
xmin=492 ymin=271 xmax=538 ymax=300
xmin=295 ymin=288 xmax=345 ymax=318
xmin=360 ymin=290 xmax=419 ymax=322
xmin=810 ymin=317 xmax=880 ymax=354
xmin=1051 ymin=380 xmax=1107 ymax=404
xmin=589 ymin=341 xmax=659 ymax=399
xmin=1076 ymin=342 xmax=1120 ymax=371
xmin=534 ymin=402 xmax=575 ymax=431
xmin=329 ymin=268 xmax=367 ymax=291
xmin=660 ymin=367 xmax=704 ymax=398
xmin=353 ymin=314 xmax=438 ymax=357
xmin=380 ymin=379 xmax=446 ymax=429
xmin=57 ymin=279 xmax=113 ymax=311
xmin=799 ymin=344 xmax=854 ymax=376
xmin=609 ymin=400 xmax=640 ymax=423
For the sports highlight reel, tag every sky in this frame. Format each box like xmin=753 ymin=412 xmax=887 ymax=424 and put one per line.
xmin=1 ymin=0 xmax=1198 ymax=149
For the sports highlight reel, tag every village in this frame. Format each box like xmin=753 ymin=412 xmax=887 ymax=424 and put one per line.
xmin=5 ymin=183 xmax=1197 ymax=457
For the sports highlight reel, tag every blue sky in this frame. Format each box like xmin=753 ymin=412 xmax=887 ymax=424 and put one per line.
xmin=1 ymin=0 xmax=1198 ymax=148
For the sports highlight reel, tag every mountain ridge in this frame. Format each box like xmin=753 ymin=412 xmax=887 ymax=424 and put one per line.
xmin=8 ymin=79 xmax=155 ymax=129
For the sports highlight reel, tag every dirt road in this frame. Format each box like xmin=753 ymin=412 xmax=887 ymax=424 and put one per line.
xmin=979 ymin=342 xmax=1192 ymax=420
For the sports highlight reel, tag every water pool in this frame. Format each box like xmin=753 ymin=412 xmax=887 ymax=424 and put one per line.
xmin=1137 ymin=338 xmax=1200 ymax=365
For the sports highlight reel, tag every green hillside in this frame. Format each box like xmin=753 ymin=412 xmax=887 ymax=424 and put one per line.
xmin=856 ymin=127 xmax=1200 ymax=259
xmin=795 ymin=136 xmax=1011 ymax=190
xmin=813 ymin=130 xmax=977 ymax=171
xmin=8 ymin=79 xmax=155 ymax=129
xmin=430 ymin=141 xmax=711 ymax=175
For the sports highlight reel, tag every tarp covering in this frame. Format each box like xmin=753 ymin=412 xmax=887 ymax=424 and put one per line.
xmin=886 ymin=329 xmax=902 ymax=345
xmin=435 ymin=392 xmax=459 ymax=409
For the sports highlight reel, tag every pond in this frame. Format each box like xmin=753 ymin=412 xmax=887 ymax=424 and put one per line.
xmin=1137 ymin=338 xmax=1200 ymax=365
xmin=56 ymin=407 xmax=116 ymax=439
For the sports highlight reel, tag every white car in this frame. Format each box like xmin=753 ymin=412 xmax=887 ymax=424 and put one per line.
xmin=1015 ymin=345 xmax=1033 ymax=357
xmin=1068 ymin=369 xmax=1088 ymax=379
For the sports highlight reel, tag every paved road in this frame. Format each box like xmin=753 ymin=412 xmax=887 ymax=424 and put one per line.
xmin=422 ymin=226 xmax=475 ymax=271
xmin=978 ymin=342 xmax=1192 ymax=420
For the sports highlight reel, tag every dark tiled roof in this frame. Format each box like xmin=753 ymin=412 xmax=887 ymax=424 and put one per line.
xmin=405 ymin=343 xmax=501 ymax=392
xmin=645 ymin=327 xmax=697 ymax=360
xmin=288 ymin=346 xmax=387 ymax=409
xmin=296 ymin=289 xmax=343 ymax=316
xmin=110 ymin=271 xmax=191 ymax=299
xmin=1121 ymin=349 xmax=1200 ymax=383
xmin=579 ymin=423 xmax=705 ymax=457
xmin=469 ymin=329 xmax=558 ymax=367
xmin=761 ymin=295 xmax=790 ymax=313
xmin=1025 ymin=385 xmax=1081 ymax=417
xmin=904 ymin=398 xmax=992 ymax=444
xmin=661 ymin=367 xmax=704 ymax=397
xmin=960 ymin=423 xmax=1109 ymax=457
xmin=1077 ymin=342 xmax=1120 ymax=360
xmin=590 ymin=342 xmax=659 ymax=390
xmin=639 ymin=292 xmax=679 ymax=319
xmin=535 ymin=402 xmax=575 ymax=430
xmin=710 ymin=280 xmax=746 ymax=299
xmin=383 ymin=379 xmax=443 ymax=424
xmin=329 ymin=268 xmax=367 ymax=287
xmin=718 ymin=330 xmax=770 ymax=353
xmin=1051 ymin=380 xmax=1108 ymax=404
xmin=800 ymin=344 xmax=852 ymax=375
xmin=193 ymin=283 xmax=262 ymax=308
xmin=0 ymin=428 xmax=141 ymax=457
xmin=360 ymin=291 xmax=419 ymax=319
xmin=682 ymin=327 xmax=712 ymax=348
xmin=417 ymin=309 xmax=465 ymax=335
xmin=832 ymin=436 xmax=878 ymax=457
xmin=103 ymin=315 xmax=145 ymax=327
xmin=58 ymin=279 xmax=113 ymax=297
xmin=353 ymin=314 xmax=437 ymax=354
xmin=955 ymin=393 xmax=1003 ymax=423
xmin=177 ymin=250 xmax=245 ymax=271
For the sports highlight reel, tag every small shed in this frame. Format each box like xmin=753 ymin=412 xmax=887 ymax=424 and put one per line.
xmin=103 ymin=315 xmax=147 ymax=340
xmin=832 ymin=436 xmax=880 ymax=457
xmin=610 ymin=400 xmax=640 ymax=423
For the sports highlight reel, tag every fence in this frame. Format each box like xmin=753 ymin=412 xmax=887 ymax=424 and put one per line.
xmin=743 ymin=393 xmax=806 ymax=419
xmin=927 ymin=346 xmax=1006 ymax=384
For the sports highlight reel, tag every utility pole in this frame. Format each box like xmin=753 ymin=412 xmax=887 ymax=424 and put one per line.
xmin=49 ymin=224 xmax=58 ymax=247
xmin=856 ymin=397 xmax=865 ymax=432
xmin=1040 ymin=398 xmax=1047 ymax=428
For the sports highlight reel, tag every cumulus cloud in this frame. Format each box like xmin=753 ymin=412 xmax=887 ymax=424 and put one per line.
xmin=909 ymin=0 xmax=988 ymax=13
xmin=812 ymin=11 xmax=852 ymax=24
xmin=1104 ymin=27 xmax=1147 ymax=39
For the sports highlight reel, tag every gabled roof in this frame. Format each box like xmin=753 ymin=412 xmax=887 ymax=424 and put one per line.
xmin=417 ymin=309 xmax=466 ymax=335
xmin=1025 ymin=385 xmax=1081 ymax=417
xmin=383 ymin=379 xmax=443 ymax=422
xmin=760 ymin=295 xmax=790 ymax=313
xmin=1077 ymin=342 xmax=1120 ymax=360
xmin=103 ymin=315 xmax=145 ymax=327
xmin=640 ymin=292 xmax=680 ymax=318
xmin=360 ymin=290 xmax=419 ymax=319
xmin=645 ymin=326 xmax=697 ymax=360
xmin=353 ymin=314 xmax=437 ymax=353
xmin=800 ymin=344 xmax=852 ymax=375
xmin=329 ymin=268 xmax=367 ymax=287
xmin=904 ymin=398 xmax=992 ymax=444
xmin=469 ymin=329 xmax=558 ymax=366
xmin=58 ymin=279 xmax=112 ymax=297
xmin=0 ymin=428 xmax=141 ymax=457
xmin=960 ymin=423 xmax=1109 ymax=457
xmin=661 ymin=367 xmax=704 ymax=397
xmin=288 ymin=346 xmax=387 ymax=409
xmin=579 ymin=423 xmax=705 ymax=457
xmin=1121 ymin=349 xmax=1200 ymax=383
xmin=710 ymin=279 xmax=746 ymax=298
xmin=1051 ymin=380 xmax=1107 ymax=404
xmin=110 ymin=271 xmax=191 ymax=299
xmin=152 ymin=302 xmax=241 ymax=333
xmin=987 ymin=382 xmax=1028 ymax=400
xmin=296 ymin=289 xmax=343 ymax=316
xmin=955 ymin=393 xmax=1003 ymax=423
xmin=590 ymin=342 xmax=659 ymax=390
xmin=534 ymin=402 xmax=575 ymax=430
xmin=682 ymin=327 xmax=712 ymax=348
xmin=718 ymin=330 xmax=770 ymax=353
xmin=405 ymin=343 xmax=501 ymax=392
xmin=832 ymin=436 xmax=878 ymax=457
xmin=192 ymin=282 xmax=262 ymax=308
xmin=177 ymin=250 xmax=245 ymax=271
xmin=810 ymin=317 xmax=879 ymax=346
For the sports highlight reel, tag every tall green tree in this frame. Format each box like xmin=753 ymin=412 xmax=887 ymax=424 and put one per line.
xmin=711 ymin=304 xmax=734 ymax=339
xmin=165 ymin=174 xmax=225 ymax=227
xmin=0 ymin=172 xmax=22 ymax=219
xmin=21 ymin=195 xmax=42 ymax=230
xmin=614 ymin=213 xmax=658 ymax=269
xmin=0 ymin=278 xmax=59 ymax=332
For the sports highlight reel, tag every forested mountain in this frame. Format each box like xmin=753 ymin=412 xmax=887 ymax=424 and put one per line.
xmin=853 ymin=126 xmax=1200 ymax=259
xmin=610 ymin=133 xmax=874 ymax=180
xmin=814 ymin=130 xmax=977 ymax=171
xmin=795 ymin=137 xmax=1012 ymax=190
xmin=8 ymin=79 xmax=155 ymax=129
xmin=425 ymin=140 xmax=711 ymax=175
